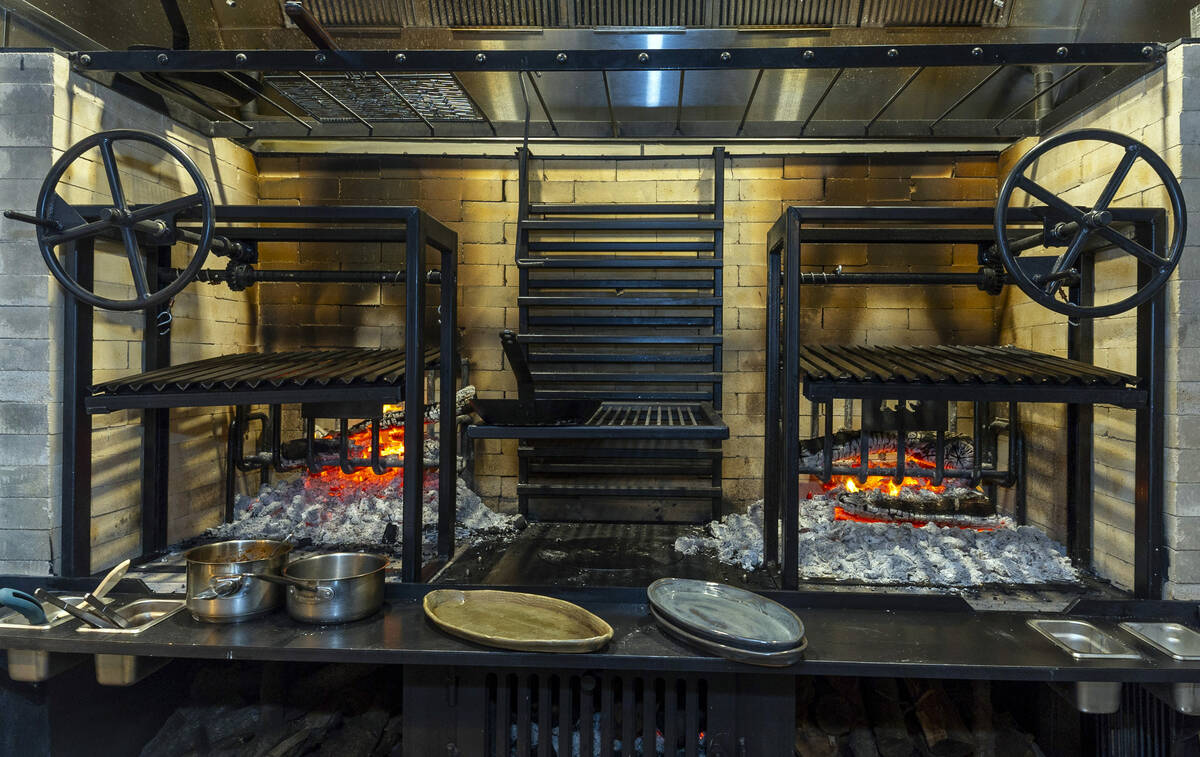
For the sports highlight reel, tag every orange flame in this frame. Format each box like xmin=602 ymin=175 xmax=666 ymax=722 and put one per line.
xmin=824 ymin=453 xmax=948 ymax=496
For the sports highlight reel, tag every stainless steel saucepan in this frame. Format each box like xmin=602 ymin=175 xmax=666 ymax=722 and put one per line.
xmin=184 ymin=539 xmax=292 ymax=623
xmin=210 ymin=552 xmax=387 ymax=625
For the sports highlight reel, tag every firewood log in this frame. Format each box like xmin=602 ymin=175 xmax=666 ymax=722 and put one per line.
xmin=972 ymin=680 xmax=995 ymax=757
xmin=864 ymin=679 xmax=916 ymax=757
xmin=828 ymin=678 xmax=881 ymax=757
xmin=905 ymin=680 xmax=973 ymax=757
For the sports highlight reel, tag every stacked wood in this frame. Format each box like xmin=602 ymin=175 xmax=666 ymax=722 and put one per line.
xmin=795 ymin=677 xmax=1043 ymax=757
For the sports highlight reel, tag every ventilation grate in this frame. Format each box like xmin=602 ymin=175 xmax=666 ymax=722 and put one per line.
xmin=427 ymin=0 xmax=559 ymax=26
xmin=305 ymin=0 xmax=417 ymax=27
xmin=265 ymin=74 xmax=482 ymax=123
xmin=718 ymin=0 xmax=861 ymax=27
xmin=861 ymin=0 xmax=1009 ymax=26
xmin=486 ymin=672 xmax=708 ymax=757
xmin=572 ymin=0 xmax=707 ymax=27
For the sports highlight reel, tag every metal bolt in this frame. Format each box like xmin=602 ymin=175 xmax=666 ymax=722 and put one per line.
xmin=315 ymin=52 xmax=327 ymax=63
xmin=1056 ymin=46 xmax=1069 ymax=57
xmin=972 ymin=46 xmax=983 ymax=57
xmin=1142 ymin=45 xmax=1155 ymax=58
xmin=637 ymin=52 xmax=649 ymax=63
xmin=887 ymin=48 xmax=899 ymax=58
xmin=803 ymin=49 xmax=814 ymax=60
xmin=234 ymin=53 xmax=247 ymax=64
xmin=157 ymin=53 xmax=169 ymax=65
xmin=720 ymin=51 xmax=731 ymax=62
xmin=394 ymin=53 xmax=406 ymax=63
xmin=475 ymin=53 xmax=486 ymax=64
xmin=556 ymin=52 xmax=567 ymax=63
xmin=1128 ymin=143 xmax=1140 ymax=154
xmin=78 ymin=54 xmax=91 ymax=66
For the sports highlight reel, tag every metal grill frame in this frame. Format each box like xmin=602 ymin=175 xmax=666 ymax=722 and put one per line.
xmin=60 ymin=204 xmax=460 ymax=582
xmin=764 ymin=205 xmax=1168 ymax=598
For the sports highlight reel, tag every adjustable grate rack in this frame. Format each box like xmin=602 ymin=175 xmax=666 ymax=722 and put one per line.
xmin=61 ymin=205 xmax=459 ymax=581
xmin=764 ymin=205 xmax=1167 ymax=597
xmin=466 ymin=148 xmax=729 ymax=523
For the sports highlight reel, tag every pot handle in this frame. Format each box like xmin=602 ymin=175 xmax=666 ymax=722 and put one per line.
xmin=237 ymin=571 xmax=332 ymax=598
xmin=288 ymin=584 xmax=335 ymax=601
xmin=194 ymin=574 xmax=246 ymax=600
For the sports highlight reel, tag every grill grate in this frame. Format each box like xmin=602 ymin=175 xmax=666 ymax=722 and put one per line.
xmin=588 ymin=403 xmax=705 ymax=427
xmin=572 ymin=0 xmax=707 ymax=26
xmin=266 ymin=74 xmax=482 ymax=123
xmin=428 ymin=0 xmax=559 ymax=26
xmin=90 ymin=348 xmax=438 ymax=395
xmin=797 ymin=344 xmax=1138 ymax=387
xmin=306 ymin=0 xmax=417 ymax=26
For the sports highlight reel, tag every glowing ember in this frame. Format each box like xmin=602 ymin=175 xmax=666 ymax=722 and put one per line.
xmin=832 ymin=505 xmax=995 ymax=531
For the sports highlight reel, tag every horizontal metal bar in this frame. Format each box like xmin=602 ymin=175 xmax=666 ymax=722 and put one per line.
xmin=797 ymin=464 xmax=1011 ymax=482
xmin=522 ymin=219 xmax=722 ymax=231
xmin=73 ymin=43 xmax=1165 ymax=73
xmin=795 ymin=272 xmax=992 ymax=286
xmin=802 ymin=381 xmax=1147 ymax=408
xmin=526 ymin=278 xmax=713 ymax=289
xmin=188 ymin=268 xmax=413 ymax=285
xmin=519 ymin=334 xmax=721 ymax=344
xmin=530 ymin=372 xmax=721 ymax=382
xmin=529 ymin=203 xmax=715 ymax=215
xmin=519 ymin=296 xmax=721 ymax=306
xmin=526 ymin=353 xmax=712 ymax=364
xmin=85 ymin=385 xmax=408 ymax=413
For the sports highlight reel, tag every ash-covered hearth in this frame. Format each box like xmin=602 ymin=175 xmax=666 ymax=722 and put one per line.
xmin=675 ymin=496 xmax=1077 ymax=587
xmin=200 ymin=389 xmax=520 ymax=557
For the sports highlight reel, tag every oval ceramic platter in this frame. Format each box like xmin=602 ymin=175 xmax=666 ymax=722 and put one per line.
xmin=647 ymin=577 xmax=804 ymax=652
xmin=423 ymin=589 xmax=613 ymax=653
xmin=650 ymin=606 xmax=806 ymax=667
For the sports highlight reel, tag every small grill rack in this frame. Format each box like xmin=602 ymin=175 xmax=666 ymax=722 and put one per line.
xmin=467 ymin=401 xmax=726 ymax=440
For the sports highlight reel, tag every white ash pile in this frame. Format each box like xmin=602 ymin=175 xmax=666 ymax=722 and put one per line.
xmin=676 ymin=495 xmax=1078 ymax=587
xmin=210 ymin=472 xmax=519 ymax=555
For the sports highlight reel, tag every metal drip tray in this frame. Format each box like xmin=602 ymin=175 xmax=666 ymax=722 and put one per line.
xmin=77 ymin=599 xmax=185 ymax=635
xmin=1027 ymin=619 xmax=1142 ymax=660
xmin=1119 ymin=622 xmax=1200 ymax=660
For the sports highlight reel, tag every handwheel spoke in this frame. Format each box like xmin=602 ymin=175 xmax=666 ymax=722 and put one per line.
xmin=120 ymin=226 xmax=152 ymax=299
xmin=98 ymin=138 xmax=128 ymax=211
xmin=128 ymin=193 xmax=205 ymax=224
xmin=1015 ymin=177 xmax=1086 ymax=222
xmin=1095 ymin=225 xmax=1169 ymax=268
xmin=1093 ymin=150 xmax=1137 ymax=211
xmin=1045 ymin=226 xmax=1091 ymax=297
xmin=43 ymin=218 xmax=114 ymax=247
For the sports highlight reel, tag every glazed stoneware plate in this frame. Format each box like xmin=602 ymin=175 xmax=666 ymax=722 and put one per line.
xmin=647 ymin=577 xmax=804 ymax=652
xmin=650 ymin=606 xmax=806 ymax=667
xmin=423 ymin=589 xmax=613 ymax=653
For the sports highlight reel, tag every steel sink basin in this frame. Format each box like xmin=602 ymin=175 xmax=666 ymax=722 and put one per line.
xmin=1119 ymin=622 xmax=1200 ymax=661
xmin=1027 ymin=619 xmax=1142 ymax=660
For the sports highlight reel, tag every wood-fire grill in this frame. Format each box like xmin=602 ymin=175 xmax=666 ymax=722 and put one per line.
xmin=2 ymin=30 xmax=1199 ymax=756
xmin=766 ymin=195 xmax=1175 ymax=597
xmin=5 ymin=130 xmax=461 ymax=582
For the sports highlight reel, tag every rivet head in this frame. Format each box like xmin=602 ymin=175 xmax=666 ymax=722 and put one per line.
xmin=803 ymin=49 xmax=814 ymax=60
xmin=637 ymin=52 xmax=649 ymax=63
xmin=556 ymin=52 xmax=567 ymax=63
xmin=234 ymin=52 xmax=247 ymax=64
xmin=887 ymin=48 xmax=899 ymax=58
xmin=315 ymin=52 xmax=327 ymax=63
xmin=1142 ymin=45 xmax=1155 ymax=57
xmin=475 ymin=53 xmax=486 ymax=64
xmin=720 ymin=51 xmax=731 ymax=62
xmin=394 ymin=53 xmax=406 ymax=63
xmin=78 ymin=54 xmax=91 ymax=66
xmin=972 ymin=46 xmax=983 ymax=56
xmin=1056 ymin=46 xmax=1069 ymax=57
xmin=157 ymin=53 xmax=169 ymax=65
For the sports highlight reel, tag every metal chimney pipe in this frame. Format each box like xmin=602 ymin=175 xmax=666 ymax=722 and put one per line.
xmin=1033 ymin=66 xmax=1055 ymax=120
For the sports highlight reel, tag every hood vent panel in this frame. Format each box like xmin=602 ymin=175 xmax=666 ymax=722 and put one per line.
xmin=302 ymin=0 xmax=1003 ymax=28
xmin=861 ymin=0 xmax=1009 ymax=26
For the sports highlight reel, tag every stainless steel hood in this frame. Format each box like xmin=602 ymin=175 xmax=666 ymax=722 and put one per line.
xmin=0 ymin=0 xmax=1190 ymax=146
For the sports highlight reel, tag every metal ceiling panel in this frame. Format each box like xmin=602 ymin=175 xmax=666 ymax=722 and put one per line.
xmin=717 ymin=0 xmax=860 ymax=27
xmin=266 ymin=73 xmax=483 ymax=121
xmin=861 ymin=0 xmax=1009 ymax=27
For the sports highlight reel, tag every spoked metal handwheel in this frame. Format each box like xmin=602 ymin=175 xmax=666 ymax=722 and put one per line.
xmin=995 ymin=128 xmax=1186 ymax=319
xmin=32 ymin=129 xmax=215 ymax=311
